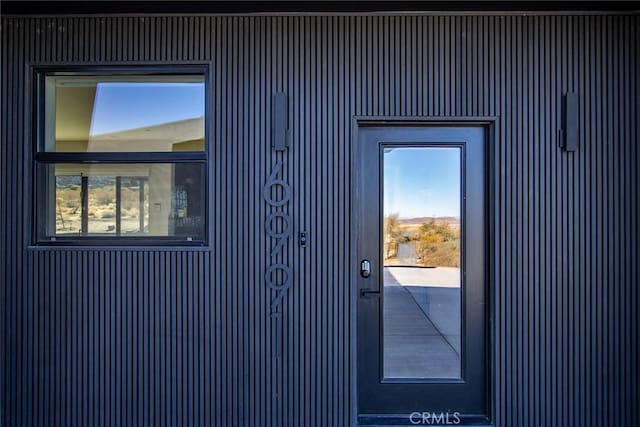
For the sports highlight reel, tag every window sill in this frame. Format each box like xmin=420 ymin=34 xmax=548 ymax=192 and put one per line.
xmin=28 ymin=243 xmax=212 ymax=252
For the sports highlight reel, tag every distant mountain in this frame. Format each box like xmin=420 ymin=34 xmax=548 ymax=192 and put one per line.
xmin=398 ymin=216 xmax=460 ymax=225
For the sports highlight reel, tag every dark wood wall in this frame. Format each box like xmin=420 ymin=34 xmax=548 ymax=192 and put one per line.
xmin=1 ymin=14 xmax=638 ymax=426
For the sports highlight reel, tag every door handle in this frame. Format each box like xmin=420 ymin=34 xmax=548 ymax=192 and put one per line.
xmin=360 ymin=288 xmax=380 ymax=298
xmin=359 ymin=259 xmax=379 ymax=297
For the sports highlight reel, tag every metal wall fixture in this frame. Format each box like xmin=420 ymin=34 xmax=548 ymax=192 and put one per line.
xmin=264 ymin=92 xmax=292 ymax=358
xmin=561 ymin=91 xmax=579 ymax=152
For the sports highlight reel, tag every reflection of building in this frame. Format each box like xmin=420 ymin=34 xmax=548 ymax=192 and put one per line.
xmin=57 ymin=117 xmax=204 ymax=152
xmin=54 ymin=118 xmax=204 ymax=236
xmin=51 ymin=79 xmax=204 ymax=152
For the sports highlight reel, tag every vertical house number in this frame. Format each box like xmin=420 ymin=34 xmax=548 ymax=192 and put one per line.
xmin=266 ymin=92 xmax=290 ymax=365
xmin=263 ymin=159 xmax=291 ymax=319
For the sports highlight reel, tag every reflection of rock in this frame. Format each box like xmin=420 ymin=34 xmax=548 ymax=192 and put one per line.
xmin=97 ymin=209 xmax=114 ymax=219
xmin=398 ymin=216 xmax=460 ymax=227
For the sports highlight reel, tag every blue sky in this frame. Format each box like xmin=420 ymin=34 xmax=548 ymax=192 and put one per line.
xmin=384 ymin=147 xmax=461 ymax=218
xmin=89 ymin=82 xmax=205 ymax=136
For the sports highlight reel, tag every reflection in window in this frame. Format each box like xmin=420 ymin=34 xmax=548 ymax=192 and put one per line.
xmin=55 ymin=176 xmax=82 ymax=233
xmin=37 ymin=70 xmax=207 ymax=244
xmin=382 ymin=147 xmax=462 ymax=380
xmin=119 ymin=178 xmax=149 ymax=234
xmin=50 ymin=163 xmax=204 ymax=239
xmin=45 ymin=76 xmax=205 ymax=153
xmin=384 ymin=214 xmax=460 ymax=268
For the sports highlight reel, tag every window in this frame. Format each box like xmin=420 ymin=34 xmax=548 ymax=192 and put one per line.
xmin=34 ymin=68 xmax=208 ymax=245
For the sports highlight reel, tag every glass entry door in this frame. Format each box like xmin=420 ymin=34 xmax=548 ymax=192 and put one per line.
xmin=356 ymin=125 xmax=488 ymax=423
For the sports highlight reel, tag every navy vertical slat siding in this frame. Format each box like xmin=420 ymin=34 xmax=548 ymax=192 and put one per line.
xmin=1 ymin=14 xmax=638 ymax=426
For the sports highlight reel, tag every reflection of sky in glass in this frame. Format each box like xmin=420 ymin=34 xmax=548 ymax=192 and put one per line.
xmin=90 ymin=83 xmax=205 ymax=136
xmin=384 ymin=147 xmax=460 ymax=218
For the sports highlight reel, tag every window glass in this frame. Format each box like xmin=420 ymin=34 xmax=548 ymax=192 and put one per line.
xmin=49 ymin=163 xmax=204 ymax=239
xmin=55 ymin=175 xmax=83 ymax=233
xmin=37 ymin=70 xmax=207 ymax=245
xmin=382 ymin=147 xmax=462 ymax=379
xmin=45 ymin=76 xmax=205 ymax=152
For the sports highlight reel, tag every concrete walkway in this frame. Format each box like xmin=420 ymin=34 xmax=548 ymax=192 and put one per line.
xmin=383 ymin=267 xmax=461 ymax=379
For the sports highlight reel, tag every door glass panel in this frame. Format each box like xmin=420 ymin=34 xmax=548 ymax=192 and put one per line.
xmin=383 ymin=146 xmax=462 ymax=379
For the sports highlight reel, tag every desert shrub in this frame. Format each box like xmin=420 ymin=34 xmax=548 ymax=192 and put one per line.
xmin=383 ymin=213 xmax=409 ymax=260
xmin=91 ymin=186 xmax=115 ymax=206
xmin=56 ymin=187 xmax=81 ymax=208
xmin=120 ymin=187 xmax=139 ymax=208
xmin=415 ymin=220 xmax=460 ymax=267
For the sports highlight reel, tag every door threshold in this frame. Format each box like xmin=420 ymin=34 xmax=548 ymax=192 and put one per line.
xmin=357 ymin=414 xmax=491 ymax=426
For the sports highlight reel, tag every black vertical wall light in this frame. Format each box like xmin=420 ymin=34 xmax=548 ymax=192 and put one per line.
xmin=272 ymin=92 xmax=289 ymax=150
xmin=561 ymin=92 xmax=579 ymax=152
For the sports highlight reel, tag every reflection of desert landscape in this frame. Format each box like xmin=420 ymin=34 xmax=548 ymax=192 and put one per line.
xmin=382 ymin=214 xmax=462 ymax=379
xmin=56 ymin=177 xmax=149 ymax=235
xmin=55 ymin=181 xmax=82 ymax=232
xmin=49 ymin=78 xmax=205 ymax=237
xmin=383 ymin=214 xmax=460 ymax=267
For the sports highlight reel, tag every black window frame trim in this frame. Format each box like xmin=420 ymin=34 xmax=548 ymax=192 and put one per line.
xmin=32 ymin=64 xmax=211 ymax=247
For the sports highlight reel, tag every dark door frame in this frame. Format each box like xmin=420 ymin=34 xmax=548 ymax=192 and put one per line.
xmin=350 ymin=116 xmax=498 ymax=425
